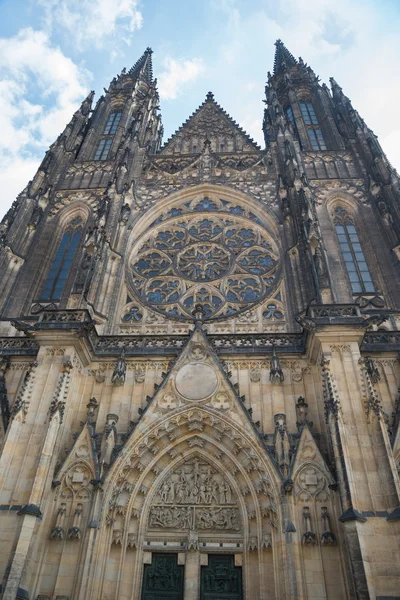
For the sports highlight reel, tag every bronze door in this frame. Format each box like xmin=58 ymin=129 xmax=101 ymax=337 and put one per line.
xmin=141 ymin=553 xmax=184 ymax=600
xmin=200 ymin=554 xmax=243 ymax=600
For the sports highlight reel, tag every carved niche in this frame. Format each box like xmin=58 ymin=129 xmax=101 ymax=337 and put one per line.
xmin=148 ymin=459 xmax=240 ymax=532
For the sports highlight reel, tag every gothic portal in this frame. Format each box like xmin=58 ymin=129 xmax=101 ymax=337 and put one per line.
xmin=0 ymin=42 xmax=400 ymax=600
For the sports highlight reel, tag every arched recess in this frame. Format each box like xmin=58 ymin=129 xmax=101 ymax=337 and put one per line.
xmin=15 ymin=201 xmax=91 ymax=314
xmin=317 ymin=191 xmax=382 ymax=303
xmin=33 ymin=202 xmax=90 ymax=307
xmin=129 ymin=184 xmax=281 ymax=243
xmin=85 ymin=405 xmax=284 ymax=600
xmin=114 ymin=183 xmax=288 ymax=330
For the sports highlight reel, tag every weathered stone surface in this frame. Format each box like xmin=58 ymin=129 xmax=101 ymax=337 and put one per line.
xmin=0 ymin=41 xmax=400 ymax=600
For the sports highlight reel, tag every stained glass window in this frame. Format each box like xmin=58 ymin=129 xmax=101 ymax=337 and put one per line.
xmin=104 ymin=112 xmax=122 ymax=135
xmin=300 ymin=101 xmax=327 ymax=151
xmin=94 ymin=138 xmax=112 ymax=160
xmin=94 ymin=111 xmax=122 ymax=160
xmin=334 ymin=208 xmax=375 ymax=294
xmin=128 ymin=208 xmax=281 ymax=321
xmin=286 ymin=106 xmax=295 ymax=126
xmin=40 ymin=228 xmax=82 ymax=301
xmin=300 ymin=102 xmax=319 ymax=125
xmin=307 ymin=128 xmax=327 ymax=150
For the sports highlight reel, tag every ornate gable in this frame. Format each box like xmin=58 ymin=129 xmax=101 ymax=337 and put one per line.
xmin=291 ymin=425 xmax=334 ymax=504
xmin=99 ymin=325 xmax=281 ymax=553
xmin=160 ymin=92 xmax=261 ymax=155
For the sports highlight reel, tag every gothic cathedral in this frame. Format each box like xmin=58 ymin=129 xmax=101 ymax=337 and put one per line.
xmin=0 ymin=42 xmax=400 ymax=600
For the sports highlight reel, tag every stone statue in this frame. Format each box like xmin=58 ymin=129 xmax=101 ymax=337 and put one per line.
xmin=270 ymin=346 xmax=284 ymax=384
xmin=112 ymin=349 xmax=126 ymax=386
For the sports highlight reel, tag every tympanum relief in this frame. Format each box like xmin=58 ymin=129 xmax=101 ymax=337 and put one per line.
xmin=149 ymin=459 xmax=240 ymax=532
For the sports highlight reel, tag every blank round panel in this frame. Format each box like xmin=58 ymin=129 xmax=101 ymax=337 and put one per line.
xmin=175 ymin=363 xmax=218 ymax=400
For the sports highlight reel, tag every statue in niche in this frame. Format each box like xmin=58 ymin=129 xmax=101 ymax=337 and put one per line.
xmin=112 ymin=348 xmax=126 ymax=386
xmin=270 ymin=345 xmax=284 ymax=384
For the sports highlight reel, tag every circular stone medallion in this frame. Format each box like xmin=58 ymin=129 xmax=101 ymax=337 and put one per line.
xmin=175 ymin=363 xmax=218 ymax=400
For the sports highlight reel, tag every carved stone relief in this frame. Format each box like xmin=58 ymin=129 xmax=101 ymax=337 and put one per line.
xmin=148 ymin=459 xmax=240 ymax=532
xmin=294 ymin=465 xmax=330 ymax=503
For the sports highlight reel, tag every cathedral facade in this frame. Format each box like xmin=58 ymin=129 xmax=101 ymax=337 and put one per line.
xmin=0 ymin=41 xmax=400 ymax=600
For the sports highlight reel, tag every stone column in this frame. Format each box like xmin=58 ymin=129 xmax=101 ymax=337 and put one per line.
xmin=184 ymin=550 xmax=201 ymax=600
xmin=314 ymin=328 xmax=400 ymax=599
xmin=2 ymin=356 xmax=73 ymax=600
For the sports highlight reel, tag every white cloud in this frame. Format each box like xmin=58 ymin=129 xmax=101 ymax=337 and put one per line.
xmin=0 ymin=27 xmax=90 ymax=216
xmin=159 ymin=57 xmax=205 ymax=100
xmin=210 ymin=0 xmax=400 ymax=170
xmin=39 ymin=0 xmax=143 ymax=48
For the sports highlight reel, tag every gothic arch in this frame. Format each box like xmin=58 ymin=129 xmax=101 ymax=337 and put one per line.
xmin=86 ymin=404 xmax=283 ymax=600
xmin=129 ymin=184 xmax=281 ymax=242
xmin=102 ymin=404 xmax=281 ymax=516
xmin=324 ymin=191 xmax=365 ymax=217
xmin=122 ymin=184 xmax=284 ymax=323
xmin=54 ymin=201 xmax=91 ymax=228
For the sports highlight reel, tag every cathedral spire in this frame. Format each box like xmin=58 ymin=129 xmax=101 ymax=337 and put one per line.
xmin=127 ymin=47 xmax=154 ymax=83
xmin=273 ymin=39 xmax=297 ymax=75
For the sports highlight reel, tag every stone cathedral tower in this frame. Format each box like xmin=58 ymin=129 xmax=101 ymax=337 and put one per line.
xmin=0 ymin=41 xmax=400 ymax=600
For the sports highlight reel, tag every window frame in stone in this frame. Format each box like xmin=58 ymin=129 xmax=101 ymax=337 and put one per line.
xmin=94 ymin=110 xmax=122 ymax=160
xmin=286 ymin=106 xmax=295 ymax=126
xmin=39 ymin=226 xmax=82 ymax=302
xmin=299 ymin=101 xmax=327 ymax=151
xmin=334 ymin=208 xmax=375 ymax=294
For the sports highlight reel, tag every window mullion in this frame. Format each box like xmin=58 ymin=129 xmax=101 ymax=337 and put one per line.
xmin=50 ymin=234 xmax=73 ymax=299
xmin=345 ymin=226 xmax=364 ymax=292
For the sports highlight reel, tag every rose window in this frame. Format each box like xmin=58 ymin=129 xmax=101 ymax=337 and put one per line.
xmin=128 ymin=211 xmax=280 ymax=320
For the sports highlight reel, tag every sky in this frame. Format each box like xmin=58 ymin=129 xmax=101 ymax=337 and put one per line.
xmin=0 ymin=0 xmax=399 ymax=219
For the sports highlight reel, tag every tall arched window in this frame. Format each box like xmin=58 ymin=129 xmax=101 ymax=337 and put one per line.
xmin=334 ymin=206 xmax=375 ymax=294
xmin=94 ymin=111 xmax=122 ymax=160
xmin=40 ymin=221 xmax=83 ymax=301
xmin=300 ymin=101 xmax=327 ymax=151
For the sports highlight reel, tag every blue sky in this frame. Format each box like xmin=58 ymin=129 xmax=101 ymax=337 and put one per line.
xmin=0 ymin=0 xmax=400 ymax=218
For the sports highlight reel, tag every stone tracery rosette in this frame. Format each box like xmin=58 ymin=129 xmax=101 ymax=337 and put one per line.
xmin=127 ymin=198 xmax=281 ymax=321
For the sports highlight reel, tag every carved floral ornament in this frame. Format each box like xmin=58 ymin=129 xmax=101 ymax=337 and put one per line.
xmin=294 ymin=464 xmax=332 ymax=503
xmin=99 ymin=408 xmax=280 ymax=544
xmin=126 ymin=195 xmax=282 ymax=321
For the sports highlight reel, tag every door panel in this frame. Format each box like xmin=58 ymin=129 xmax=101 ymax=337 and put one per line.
xmin=141 ymin=553 xmax=184 ymax=600
xmin=200 ymin=554 xmax=243 ymax=600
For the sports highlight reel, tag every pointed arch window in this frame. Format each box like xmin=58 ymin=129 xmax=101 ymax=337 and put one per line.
xmin=40 ymin=221 xmax=83 ymax=301
xmin=94 ymin=110 xmax=122 ymax=160
xmin=300 ymin=101 xmax=327 ymax=151
xmin=334 ymin=207 xmax=375 ymax=294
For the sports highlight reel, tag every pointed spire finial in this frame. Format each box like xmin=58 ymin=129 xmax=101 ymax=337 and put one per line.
xmin=127 ymin=47 xmax=154 ymax=82
xmin=80 ymin=90 xmax=95 ymax=116
xmin=273 ymin=39 xmax=297 ymax=75
xmin=206 ymin=91 xmax=214 ymax=101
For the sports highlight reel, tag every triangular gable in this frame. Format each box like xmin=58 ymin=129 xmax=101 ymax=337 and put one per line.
xmin=291 ymin=425 xmax=335 ymax=503
xmin=160 ymin=92 xmax=261 ymax=155
xmin=54 ymin=420 xmax=99 ymax=487
xmin=100 ymin=324 xmax=282 ymax=534
xmin=125 ymin=324 xmax=262 ymax=444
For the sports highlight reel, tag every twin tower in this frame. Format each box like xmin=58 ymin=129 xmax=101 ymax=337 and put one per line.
xmin=0 ymin=42 xmax=400 ymax=600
